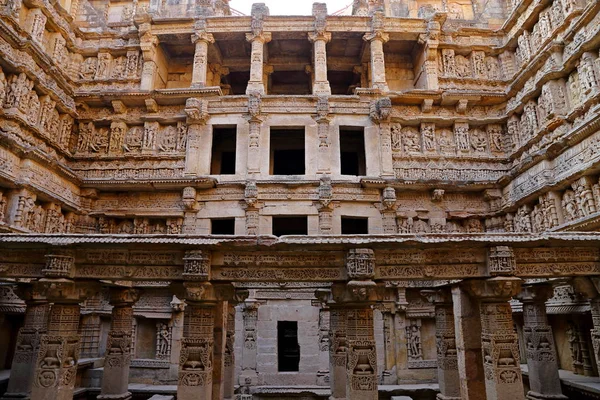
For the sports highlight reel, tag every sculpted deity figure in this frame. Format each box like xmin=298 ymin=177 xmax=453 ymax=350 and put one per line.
xmin=402 ymin=127 xmax=421 ymax=153
xmin=157 ymin=323 xmax=170 ymax=356
xmin=406 ymin=322 xmax=422 ymax=361
xmin=0 ymin=67 xmax=5 ymax=108
xmin=470 ymin=129 xmax=487 ymax=152
xmin=80 ymin=58 xmax=98 ymax=80
xmin=454 ymin=125 xmax=470 ymax=151
xmin=567 ymin=323 xmax=582 ymax=365
xmin=421 ymin=124 xmax=435 ymax=151
xmin=485 ymin=57 xmax=500 ymax=80
xmin=455 ymin=55 xmax=470 ymax=78
xmin=562 ymin=190 xmax=580 ymax=221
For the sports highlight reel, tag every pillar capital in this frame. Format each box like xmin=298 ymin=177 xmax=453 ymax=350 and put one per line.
xmin=108 ymin=287 xmax=141 ymax=306
xmin=182 ymin=249 xmax=211 ymax=281
xmin=33 ymin=279 xmax=94 ymax=304
xmin=308 ymin=31 xmax=332 ymax=43
xmin=463 ymin=277 xmax=522 ymax=302
xmin=245 ymin=32 xmax=272 ymax=44
xmin=487 ymin=246 xmax=516 ymax=276
xmin=42 ymin=249 xmax=75 ymax=279
xmin=515 ymin=283 xmax=554 ymax=304
xmin=191 ymin=30 xmax=215 ymax=45
xmin=420 ymin=287 xmax=452 ymax=306
xmin=363 ymin=31 xmax=389 ymax=44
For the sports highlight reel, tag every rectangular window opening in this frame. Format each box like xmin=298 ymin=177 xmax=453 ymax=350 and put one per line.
xmin=340 ymin=128 xmax=366 ymax=176
xmin=278 ymin=321 xmax=300 ymax=372
xmin=341 ymin=217 xmax=369 ymax=235
xmin=211 ymin=127 xmax=237 ymax=175
xmin=270 ymin=129 xmax=305 ymax=175
xmin=211 ymin=218 xmax=235 ymax=235
xmin=272 ymin=216 xmax=308 ymax=236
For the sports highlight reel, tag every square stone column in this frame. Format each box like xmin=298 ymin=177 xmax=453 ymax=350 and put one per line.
xmin=191 ymin=29 xmax=215 ymax=88
xmin=184 ymin=98 xmax=210 ymax=177
xmin=422 ymin=289 xmax=460 ymax=400
xmin=246 ymin=32 xmax=272 ymax=95
xmin=98 ymin=288 xmax=141 ymax=400
xmin=30 ymin=280 xmax=90 ymax=400
xmin=363 ymin=20 xmax=389 ymax=92
xmin=308 ymin=32 xmax=332 ymax=95
xmin=3 ymin=286 xmax=49 ymax=400
xmin=239 ymin=300 xmax=260 ymax=389
xmin=464 ymin=277 xmax=524 ymax=400
xmin=212 ymin=300 xmax=228 ymax=400
xmin=329 ymin=306 xmax=348 ymax=400
xmin=224 ymin=303 xmax=237 ymax=400
xmin=451 ymin=284 xmax=486 ymax=400
xmin=177 ymin=283 xmax=217 ymax=400
xmin=517 ymin=284 xmax=566 ymax=400
xmin=346 ymin=306 xmax=378 ymax=400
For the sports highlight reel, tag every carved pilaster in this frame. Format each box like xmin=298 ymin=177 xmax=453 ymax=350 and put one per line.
xmin=31 ymin=280 xmax=92 ymax=400
xmin=191 ymin=24 xmax=215 ymax=88
xmin=246 ymin=92 xmax=263 ymax=176
xmin=3 ymin=285 xmax=49 ymax=400
xmin=184 ymin=98 xmax=210 ymax=177
xmin=224 ymin=290 xmax=248 ymax=400
xmin=421 ymin=289 xmax=460 ymax=400
xmin=99 ymin=288 xmax=141 ymax=400
xmin=239 ymin=299 xmax=260 ymax=390
xmin=516 ymin=284 xmax=566 ymax=400
xmin=246 ymin=32 xmax=272 ymax=94
xmin=314 ymin=97 xmax=331 ymax=175
xmin=464 ymin=277 xmax=524 ymax=400
xmin=370 ymin=98 xmax=393 ymax=177
xmin=363 ymin=15 xmax=389 ymax=92
xmin=178 ymin=282 xmax=218 ymax=400
xmin=308 ymin=32 xmax=332 ymax=95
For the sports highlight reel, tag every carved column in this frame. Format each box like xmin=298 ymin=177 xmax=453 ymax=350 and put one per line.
xmin=184 ymin=98 xmax=210 ymax=177
xmin=246 ymin=92 xmax=263 ymax=177
xmin=571 ymin=277 xmax=600 ymax=376
xmin=212 ymin=300 xmax=227 ymax=400
xmin=516 ymin=284 xmax=566 ymax=400
xmin=465 ymin=277 xmax=524 ymax=400
xmin=419 ymin=17 xmax=442 ymax=91
xmin=3 ymin=286 xmax=49 ymax=400
xmin=178 ymin=282 xmax=217 ymax=400
xmin=370 ymin=98 xmax=394 ymax=177
xmin=363 ymin=14 xmax=389 ymax=92
xmin=98 ymin=288 xmax=141 ymax=400
xmin=308 ymin=32 xmax=332 ymax=95
xmin=380 ymin=303 xmax=397 ymax=384
xmin=422 ymin=289 xmax=460 ymax=400
xmin=223 ymin=290 xmax=249 ymax=400
xmin=239 ymin=298 xmax=260 ymax=390
xmin=451 ymin=283 xmax=486 ymax=400
xmin=315 ymin=97 xmax=332 ymax=175
xmin=139 ymin=30 xmax=160 ymax=91
xmin=191 ymin=28 xmax=215 ymax=88
xmin=30 ymin=279 xmax=90 ymax=400
xmin=329 ymin=305 xmax=348 ymax=400
xmin=246 ymin=32 xmax=272 ymax=94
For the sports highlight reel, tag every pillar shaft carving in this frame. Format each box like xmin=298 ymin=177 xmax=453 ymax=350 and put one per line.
xmin=191 ymin=30 xmax=215 ymax=88
xmin=329 ymin=306 xmax=348 ymax=400
xmin=517 ymin=284 xmax=566 ymax=400
xmin=247 ymin=92 xmax=263 ymax=176
xmin=465 ymin=278 xmax=524 ymax=400
xmin=363 ymin=31 xmax=389 ymax=92
xmin=184 ymin=98 xmax=209 ymax=177
xmin=422 ymin=289 xmax=460 ymax=400
xmin=346 ymin=307 xmax=377 ymax=400
xmin=246 ymin=33 xmax=272 ymax=95
xmin=315 ymin=97 xmax=331 ymax=175
xmin=30 ymin=280 xmax=90 ymax=400
xmin=370 ymin=98 xmax=393 ymax=177
xmin=99 ymin=288 xmax=141 ymax=400
xmin=4 ymin=286 xmax=49 ymax=400
xmin=308 ymin=32 xmax=332 ymax=95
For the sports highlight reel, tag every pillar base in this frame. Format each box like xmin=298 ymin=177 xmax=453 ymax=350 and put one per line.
xmin=246 ymin=82 xmax=265 ymax=95
xmin=97 ymin=392 xmax=132 ymax=400
xmin=526 ymin=392 xmax=568 ymax=400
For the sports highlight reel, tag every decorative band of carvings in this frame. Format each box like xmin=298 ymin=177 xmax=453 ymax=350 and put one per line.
xmin=130 ymin=359 xmax=170 ymax=369
xmin=515 ymin=262 xmax=600 ymax=277
xmin=376 ymin=264 xmax=481 ymax=280
xmin=212 ymin=268 xmax=344 ymax=281
xmin=408 ymin=359 xmax=437 ymax=369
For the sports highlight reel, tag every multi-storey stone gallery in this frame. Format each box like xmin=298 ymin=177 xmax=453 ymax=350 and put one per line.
xmin=1 ymin=0 xmax=600 ymax=399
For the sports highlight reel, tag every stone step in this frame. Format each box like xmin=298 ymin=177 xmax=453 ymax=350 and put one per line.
xmin=148 ymin=395 xmax=175 ymax=400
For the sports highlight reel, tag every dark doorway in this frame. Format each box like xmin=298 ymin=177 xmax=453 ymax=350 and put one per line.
xmin=211 ymin=218 xmax=235 ymax=235
xmin=270 ymin=129 xmax=305 ymax=175
xmin=211 ymin=127 xmax=237 ymax=175
xmin=278 ymin=321 xmax=300 ymax=372
xmin=341 ymin=217 xmax=369 ymax=235
xmin=272 ymin=216 xmax=308 ymax=236
xmin=340 ymin=128 xmax=366 ymax=176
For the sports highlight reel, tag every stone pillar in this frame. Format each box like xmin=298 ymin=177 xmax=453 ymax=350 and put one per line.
xmin=571 ymin=277 xmax=600 ymax=376
xmin=369 ymin=98 xmax=393 ymax=177
xmin=308 ymin=32 xmax=332 ymax=95
xmin=139 ymin=32 xmax=160 ymax=91
xmin=363 ymin=29 xmax=389 ymax=92
xmin=380 ymin=304 xmax=397 ymax=384
xmin=246 ymin=32 xmax=272 ymax=94
xmin=177 ymin=282 xmax=217 ymax=400
xmin=451 ymin=284 xmax=486 ymax=400
xmin=422 ymin=289 xmax=460 ymax=400
xmin=3 ymin=287 xmax=49 ymax=400
xmin=465 ymin=277 xmax=524 ymax=400
xmin=315 ymin=97 xmax=331 ymax=175
xmin=212 ymin=300 xmax=227 ymax=400
xmin=346 ymin=305 xmax=377 ymax=400
xmin=98 ymin=288 xmax=141 ymax=400
xmin=239 ymin=299 xmax=260 ymax=390
xmin=30 ymin=280 xmax=90 ymax=400
xmin=517 ymin=284 xmax=566 ymax=400
xmin=329 ymin=306 xmax=348 ymax=400
xmin=191 ymin=30 xmax=215 ymax=88
xmin=184 ymin=98 xmax=210 ymax=177
xmin=223 ymin=303 xmax=237 ymax=400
